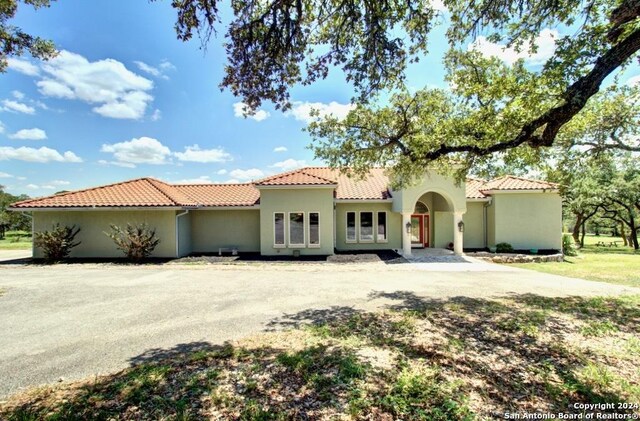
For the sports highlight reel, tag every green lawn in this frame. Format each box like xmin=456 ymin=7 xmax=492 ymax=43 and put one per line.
xmin=0 ymin=231 xmax=32 ymax=250
xmin=2 ymin=293 xmax=639 ymax=420
xmin=512 ymin=234 xmax=640 ymax=288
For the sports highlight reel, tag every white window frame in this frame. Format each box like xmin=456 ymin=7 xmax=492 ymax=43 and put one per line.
xmin=345 ymin=211 xmax=357 ymax=243
xmin=288 ymin=211 xmax=306 ymax=247
xmin=273 ymin=212 xmax=286 ymax=248
xmin=308 ymin=211 xmax=321 ymax=248
xmin=376 ymin=211 xmax=388 ymax=243
xmin=359 ymin=211 xmax=374 ymax=243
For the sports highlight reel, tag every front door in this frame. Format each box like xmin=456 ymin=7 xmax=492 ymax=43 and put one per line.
xmin=411 ymin=214 xmax=430 ymax=248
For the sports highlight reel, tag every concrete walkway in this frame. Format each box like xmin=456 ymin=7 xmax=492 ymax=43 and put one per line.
xmin=0 ymin=260 xmax=638 ymax=399
xmin=0 ymin=249 xmax=31 ymax=263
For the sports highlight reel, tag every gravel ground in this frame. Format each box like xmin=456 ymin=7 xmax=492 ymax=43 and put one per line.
xmin=0 ymin=254 xmax=638 ymax=399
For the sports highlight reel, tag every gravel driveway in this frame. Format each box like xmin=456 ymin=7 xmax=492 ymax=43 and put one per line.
xmin=1 ymin=258 xmax=638 ymax=398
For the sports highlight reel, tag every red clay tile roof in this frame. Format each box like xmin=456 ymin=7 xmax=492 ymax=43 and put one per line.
xmin=480 ymin=175 xmax=559 ymax=192
xmin=10 ymin=169 xmax=557 ymax=209
xmin=466 ymin=177 xmax=488 ymax=199
xmin=173 ymin=184 xmax=260 ymax=207
xmin=11 ymin=178 xmax=260 ymax=209
xmin=255 ymin=168 xmax=338 ymax=186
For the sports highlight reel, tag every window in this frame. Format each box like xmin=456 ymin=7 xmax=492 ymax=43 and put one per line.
xmin=289 ymin=212 xmax=305 ymax=246
xmin=274 ymin=213 xmax=285 ymax=247
xmin=309 ymin=212 xmax=320 ymax=247
xmin=377 ymin=212 xmax=387 ymax=242
xmin=346 ymin=212 xmax=356 ymax=242
xmin=360 ymin=212 xmax=374 ymax=242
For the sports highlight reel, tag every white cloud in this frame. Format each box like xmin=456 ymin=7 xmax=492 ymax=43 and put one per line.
xmin=26 ymin=183 xmax=57 ymax=190
xmin=224 ymin=179 xmax=240 ymax=184
xmin=468 ymin=28 xmax=558 ymax=66
xmin=0 ymin=146 xmax=82 ymax=163
xmin=151 ymin=109 xmax=162 ymax=121
xmin=6 ymin=57 xmax=40 ymax=76
xmin=273 ymin=146 xmax=288 ymax=152
xmin=8 ymin=128 xmax=47 ymax=140
xmin=0 ymin=172 xmax=13 ymax=178
xmin=429 ymin=0 xmax=446 ymax=11
xmin=12 ymin=91 xmax=25 ymax=100
xmin=97 ymin=159 xmax=136 ymax=168
xmin=271 ymin=158 xmax=306 ymax=171
xmin=627 ymin=75 xmax=640 ymax=86
xmin=1 ymin=99 xmax=36 ymax=114
xmin=0 ymin=120 xmax=4 ymax=134
xmin=173 ymin=176 xmax=213 ymax=184
xmin=174 ymin=144 xmax=232 ymax=163
xmin=37 ymin=50 xmax=154 ymax=120
xmin=101 ymin=136 xmax=171 ymax=165
xmin=288 ymin=101 xmax=355 ymax=124
xmin=233 ymin=102 xmax=270 ymax=122
xmin=135 ymin=60 xmax=175 ymax=80
xmin=50 ymin=180 xmax=70 ymax=186
xmin=217 ymin=169 xmax=228 ymax=175
xmin=229 ymin=168 xmax=265 ymax=180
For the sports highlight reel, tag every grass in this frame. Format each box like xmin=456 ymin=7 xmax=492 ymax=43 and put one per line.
xmin=0 ymin=230 xmax=32 ymax=250
xmin=1 ymin=292 xmax=639 ymax=420
xmin=511 ymin=234 xmax=640 ymax=288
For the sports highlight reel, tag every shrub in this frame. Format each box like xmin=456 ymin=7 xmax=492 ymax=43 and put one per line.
xmin=562 ymin=233 xmax=578 ymax=256
xmin=495 ymin=242 xmax=514 ymax=253
xmin=34 ymin=224 xmax=81 ymax=262
xmin=107 ymin=223 xmax=160 ymax=261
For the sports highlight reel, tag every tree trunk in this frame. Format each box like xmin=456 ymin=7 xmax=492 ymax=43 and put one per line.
xmin=580 ymin=220 xmax=587 ymax=248
xmin=572 ymin=213 xmax=583 ymax=245
xmin=621 ymin=222 xmax=628 ymax=246
xmin=630 ymin=214 xmax=639 ymax=250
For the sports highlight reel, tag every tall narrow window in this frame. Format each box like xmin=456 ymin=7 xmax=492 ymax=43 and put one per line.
xmin=289 ymin=212 xmax=305 ymax=246
xmin=309 ymin=212 xmax=320 ymax=246
xmin=274 ymin=212 xmax=285 ymax=246
xmin=377 ymin=212 xmax=387 ymax=242
xmin=360 ymin=212 xmax=374 ymax=241
xmin=346 ymin=212 xmax=356 ymax=242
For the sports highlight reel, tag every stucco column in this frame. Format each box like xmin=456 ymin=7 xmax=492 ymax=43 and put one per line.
xmin=453 ymin=211 xmax=464 ymax=255
xmin=401 ymin=212 xmax=412 ymax=256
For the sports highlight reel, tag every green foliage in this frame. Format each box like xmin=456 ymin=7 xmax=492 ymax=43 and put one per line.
xmin=33 ymin=223 xmax=81 ymax=262
xmin=0 ymin=186 xmax=31 ymax=235
xmin=495 ymin=242 xmax=513 ymax=253
xmin=0 ymin=1 xmax=57 ymax=72
xmin=562 ymin=234 xmax=578 ymax=257
xmin=106 ymin=223 xmax=160 ymax=261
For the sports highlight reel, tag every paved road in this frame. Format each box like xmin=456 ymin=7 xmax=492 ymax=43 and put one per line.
xmin=0 ymin=259 xmax=638 ymax=398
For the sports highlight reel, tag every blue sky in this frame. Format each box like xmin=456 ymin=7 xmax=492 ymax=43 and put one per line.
xmin=0 ymin=1 xmax=638 ymax=196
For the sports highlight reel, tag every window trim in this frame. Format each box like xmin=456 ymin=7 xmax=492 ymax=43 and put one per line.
xmin=345 ymin=211 xmax=357 ymax=243
xmin=273 ymin=212 xmax=286 ymax=248
xmin=288 ymin=211 xmax=306 ymax=247
xmin=376 ymin=211 xmax=388 ymax=243
xmin=359 ymin=211 xmax=375 ymax=243
xmin=308 ymin=211 xmax=321 ymax=248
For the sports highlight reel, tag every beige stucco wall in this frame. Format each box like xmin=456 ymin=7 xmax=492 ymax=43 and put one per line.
xmin=190 ymin=209 xmax=260 ymax=253
xmin=392 ymin=170 xmax=466 ymax=214
xmin=463 ymin=201 xmax=485 ymax=249
xmin=335 ymin=202 xmax=401 ymax=251
xmin=492 ymin=192 xmax=562 ymax=250
xmin=258 ymin=188 xmax=334 ymax=255
xmin=433 ymin=212 xmax=453 ymax=248
xmin=32 ymin=209 xmax=177 ymax=258
xmin=487 ymin=200 xmax=496 ymax=247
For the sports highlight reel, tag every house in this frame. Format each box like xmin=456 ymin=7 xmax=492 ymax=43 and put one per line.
xmin=10 ymin=168 xmax=562 ymax=258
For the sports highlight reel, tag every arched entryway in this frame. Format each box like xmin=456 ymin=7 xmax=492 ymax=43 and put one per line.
xmin=400 ymin=188 xmax=464 ymax=256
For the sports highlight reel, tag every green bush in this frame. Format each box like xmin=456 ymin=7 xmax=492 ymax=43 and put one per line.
xmin=106 ymin=223 xmax=160 ymax=261
xmin=5 ymin=230 xmax=31 ymax=238
xmin=496 ymin=242 xmax=514 ymax=253
xmin=34 ymin=224 xmax=81 ymax=262
xmin=562 ymin=233 xmax=578 ymax=256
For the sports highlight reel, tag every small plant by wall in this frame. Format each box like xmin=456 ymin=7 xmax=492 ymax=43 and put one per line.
xmin=562 ymin=233 xmax=578 ymax=257
xmin=106 ymin=223 xmax=160 ymax=262
xmin=495 ymin=242 xmax=514 ymax=253
xmin=34 ymin=224 xmax=81 ymax=262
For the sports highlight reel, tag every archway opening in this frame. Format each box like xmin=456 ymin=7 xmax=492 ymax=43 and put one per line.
xmin=411 ymin=192 xmax=453 ymax=249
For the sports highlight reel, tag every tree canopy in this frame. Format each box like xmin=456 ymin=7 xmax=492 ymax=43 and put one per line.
xmin=0 ymin=0 xmax=56 ymax=72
